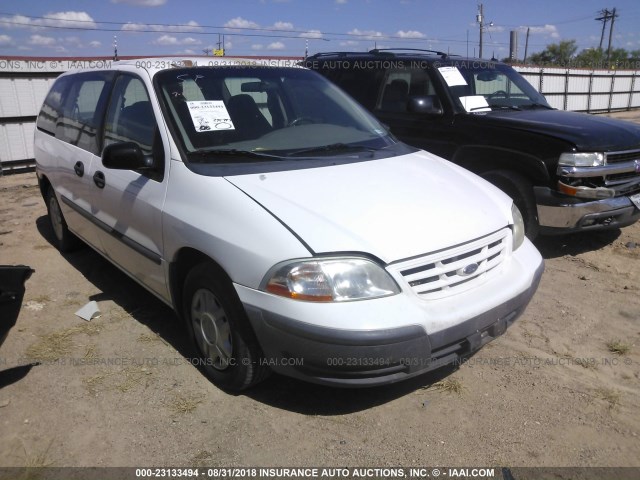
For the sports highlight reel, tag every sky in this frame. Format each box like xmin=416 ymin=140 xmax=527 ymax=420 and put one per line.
xmin=0 ymin=0 xmax=639 ymax=60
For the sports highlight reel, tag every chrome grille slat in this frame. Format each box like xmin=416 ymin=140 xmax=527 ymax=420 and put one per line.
xmin=391 ymin=229 xmax=511 ymax=300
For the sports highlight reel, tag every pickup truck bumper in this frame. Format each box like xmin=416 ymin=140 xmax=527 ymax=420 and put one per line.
xmin=535 ymin=186 xmax=640 ymax=234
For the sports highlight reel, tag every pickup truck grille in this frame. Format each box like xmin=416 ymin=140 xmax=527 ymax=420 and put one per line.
xmin=605 ymin=149 xmax=640 ymax=189
xmin=390 ymin=228 xmax=510 ymax=300
xmin=606 ymin=150 xmax=640 ymax=164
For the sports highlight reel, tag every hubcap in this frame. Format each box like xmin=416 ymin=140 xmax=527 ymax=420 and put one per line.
xmin=190 ymin=288 xmax=232 ymax=371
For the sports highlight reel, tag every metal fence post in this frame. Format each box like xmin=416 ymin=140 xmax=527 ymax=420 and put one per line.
xmin=628 ymin=72 xmax=637 ymax=111
xmin=587 ymin=71 xmax=594 ymax=113
xmin=608 ymin=71 xmax=616 ymax=113
xmin=564 ymin=69 xmax=570 ymax=111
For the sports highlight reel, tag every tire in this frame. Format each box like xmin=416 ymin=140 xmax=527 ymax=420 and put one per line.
xmin=183 ymin=262 xmax=270 ymax=391
xmin=483 ymin=170 xmax=540 ymax=240
xmin=45 ymin=186 xmax=82 ymax=252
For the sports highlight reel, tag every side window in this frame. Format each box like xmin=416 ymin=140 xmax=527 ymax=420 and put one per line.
xmin=377 ymin=68 xmax=436 ymax=113
xmin=59 ymin=72 xmax=114 ymax=154
xmin=37 ymin=76 xmax=72 ymax=136
xmin=104 ymin=75 xmax=157 ymax=155
xmin=325 ymin=68 xmax=382 ymax=110
xmin=103 ymin=74 xmax=164 ymax=178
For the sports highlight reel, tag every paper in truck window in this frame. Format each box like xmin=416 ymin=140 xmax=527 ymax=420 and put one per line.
xmin=460 ymin=95 xmax=491 ymax=113
xmin=187 ymin=100 xmax=235 ymax=132
xmin=438 ymin=66 xmax=467 ymax=87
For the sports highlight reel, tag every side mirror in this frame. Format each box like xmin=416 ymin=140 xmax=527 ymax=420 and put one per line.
xmin=102 ymin=142 xmax=154 ymax=170
xmin=408 ymin=96 xmax=443 ymax=115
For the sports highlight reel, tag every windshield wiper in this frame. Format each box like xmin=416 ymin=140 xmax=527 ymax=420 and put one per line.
xmin=286 ymin=143 xmax=378 ymax=157
xmin=487 ymin=105 xmax=522 ymax=111
xmin=191 ymin=148 xmax=281 ymax=162
xmin=522 ymin=103 xmax=553 ymax=110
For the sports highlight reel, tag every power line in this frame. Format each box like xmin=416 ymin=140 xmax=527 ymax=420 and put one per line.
xmin=0 ymin=10 xmax=598 ymax=55
xmin=0 ymin=11 xmax=455 ymax=43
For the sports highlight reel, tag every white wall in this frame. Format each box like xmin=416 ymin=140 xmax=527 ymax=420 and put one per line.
xmin=515 ymin=66 xmax=640 ymax=112
xmin=2 ymin=58 xmax=640 ymax=172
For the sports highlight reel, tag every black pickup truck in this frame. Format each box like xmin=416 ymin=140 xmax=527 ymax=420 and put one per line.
xmin=306 ymin=50 xmax=640 ymax=238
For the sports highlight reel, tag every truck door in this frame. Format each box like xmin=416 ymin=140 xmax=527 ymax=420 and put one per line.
xmin=374 ymin=66 xmax=459 ymax=160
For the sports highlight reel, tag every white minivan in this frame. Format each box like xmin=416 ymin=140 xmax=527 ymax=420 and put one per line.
xmin=34 ymin=58 xmax=543 ymax=391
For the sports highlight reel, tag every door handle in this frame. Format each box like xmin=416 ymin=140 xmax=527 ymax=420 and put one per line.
xmin=74 ymin=161 xmax=84 ymax=177
xmin=93 ymin=171 xmax=106 ymax=189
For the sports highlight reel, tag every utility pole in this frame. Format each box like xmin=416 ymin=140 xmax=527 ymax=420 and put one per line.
xmin=596 ymin=9 xmax=611 ymax=50
xmin=476 ymin=4 xmax=493 ymax=59
xmin=477 ymin=4 xmax=484 ymax=58
xmin=606 ymin=7 xmax=618 ymax=64
xmin=523 ymin=27 xmax=530 ymax=64
xmin=594 ymin=8 xmax=619 ymax=65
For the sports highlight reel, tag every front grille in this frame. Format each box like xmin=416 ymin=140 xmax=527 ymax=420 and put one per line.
xmin=390 ymin=228 xmax=510 ymax=300
xmin=606 ymin=150 xmax=640 ymax=164
xmin=606 ymin=171 xmax=639 ymax=184
xmin=604 ymin=149 xmax=640 ymax=189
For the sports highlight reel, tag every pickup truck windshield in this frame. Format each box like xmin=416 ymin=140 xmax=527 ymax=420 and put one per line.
xmin=155 ymin=66 xmax=396 ymax=160
xmin=439 ymin=63 xmax=551 ymax=112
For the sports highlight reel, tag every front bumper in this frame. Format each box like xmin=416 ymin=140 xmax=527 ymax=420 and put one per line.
xmin=535 ymin=186 xmax=640 ymax=234
xmin=235 ymin=242 xmax=544 ymax=387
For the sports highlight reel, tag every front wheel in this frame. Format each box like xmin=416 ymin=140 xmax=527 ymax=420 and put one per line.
xmin=45 ymin=186 xmax=82 ymax=252
xmin=183 ymin=263 xmax=269 ymax=391
xmin=483 ymin=170 xmax=539 ymax=240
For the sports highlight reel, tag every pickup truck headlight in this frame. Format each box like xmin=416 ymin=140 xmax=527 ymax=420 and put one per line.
xmin=263 ymin=257 xmax=400 ymax=302
xmin=558 ymin=152 xmax=604 ymax=167
xmin=512 ymin=203 xmax=525 ymax=251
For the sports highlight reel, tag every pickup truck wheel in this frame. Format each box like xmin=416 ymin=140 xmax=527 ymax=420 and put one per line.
xmin=45 ymin=187 xmax=82 ymax=252
xmin=483 ymin=170 xmax=539 ymax=240
xmin=183 ymin=263 xmax=269 ymax=391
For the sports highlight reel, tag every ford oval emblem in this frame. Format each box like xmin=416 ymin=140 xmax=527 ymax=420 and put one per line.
xmin=459 ymin=263 xmax=479 ymax=276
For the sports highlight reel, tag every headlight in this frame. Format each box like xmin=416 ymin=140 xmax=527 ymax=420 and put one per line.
xmin=263 ymin=257 xmax=400 ymax=302
xmin=558 ymin=152 xmax=604 ymax=167
xmin=511 ymin=203 xmax=525 ymax=251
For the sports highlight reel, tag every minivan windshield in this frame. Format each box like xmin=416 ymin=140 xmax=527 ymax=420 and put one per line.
xmin=155 ymin=66 xmax=398 ymax=161
xmin=439 ymin=63 xmax=551 ymax=112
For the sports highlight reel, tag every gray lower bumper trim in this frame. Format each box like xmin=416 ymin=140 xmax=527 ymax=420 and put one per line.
xmin=244 ymin=261 xmax=544 ymax=387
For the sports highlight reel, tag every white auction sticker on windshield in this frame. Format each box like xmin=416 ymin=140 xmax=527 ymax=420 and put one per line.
xmin=460 ymin=95 xmax=491 ymax=113
xmin=438 ymin=66 xmax=467 ymax=87
xmin=186 ymin=100 xmax=235 ymax=132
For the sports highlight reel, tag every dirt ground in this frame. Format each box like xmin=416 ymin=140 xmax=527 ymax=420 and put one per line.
xmin=0 ymin=113 xmax=639 ymax=470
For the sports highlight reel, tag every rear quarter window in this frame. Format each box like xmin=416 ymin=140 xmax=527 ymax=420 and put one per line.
xmin=37 ymin=72 xmax=115 ymax=154
xmin=36 ymin=75 xmax=72 ymax=136
xmin=58 ymin=71 xmax=115 ymax=155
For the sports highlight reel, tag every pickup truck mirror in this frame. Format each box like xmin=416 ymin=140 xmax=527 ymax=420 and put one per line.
xmin=102 ymin=142 xmax=154 ymax=170
xmin=408 ymin=96 xmax=443 ymax=115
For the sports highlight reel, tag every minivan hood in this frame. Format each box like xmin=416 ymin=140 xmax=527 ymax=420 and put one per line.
xmin=480 ymin=109 xmax=640 ymax=151
xmin=225 ymin=152 xmax=511 ymax=263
